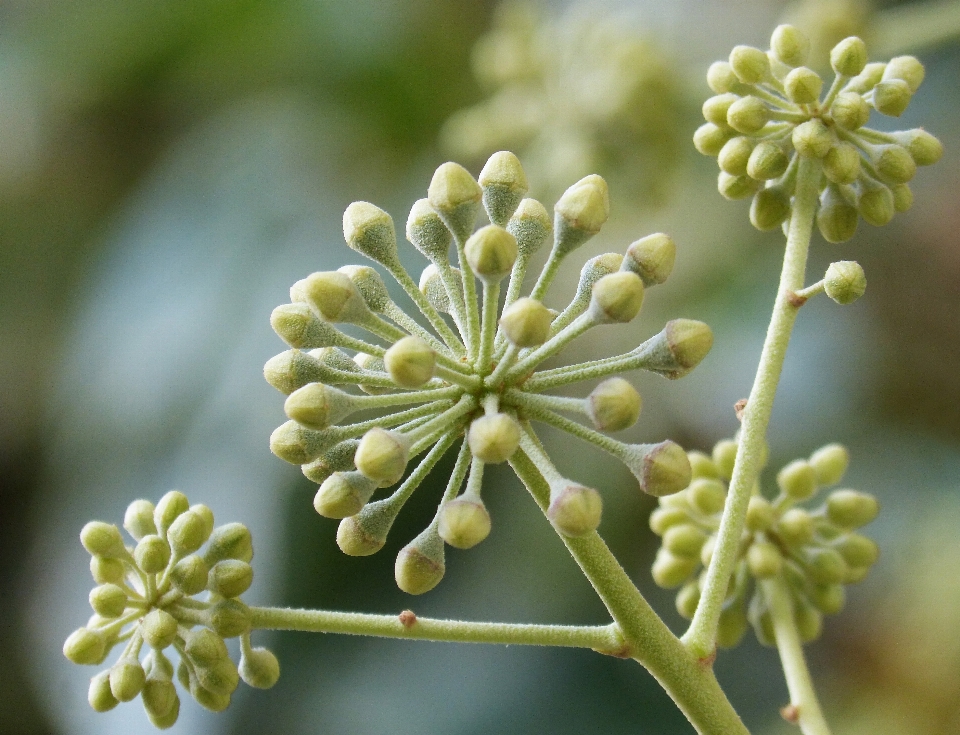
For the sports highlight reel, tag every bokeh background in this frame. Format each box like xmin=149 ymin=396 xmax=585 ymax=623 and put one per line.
xmin=3 ymin=0 xmax=959 ymax=733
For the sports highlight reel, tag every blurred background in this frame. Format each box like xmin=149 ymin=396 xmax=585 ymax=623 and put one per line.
xmin=3 ymin=0 xmax=959 ymax=733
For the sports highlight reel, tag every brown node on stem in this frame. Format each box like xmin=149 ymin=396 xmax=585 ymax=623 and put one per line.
xmin=398 ymin=610 xmax=418 ymax=629
xmin=697 ymin=648 xmax=717 ymax=668
xmin=787 ymin=290 xmax=808 ymax=308
xmin=734 ymin=399 xmax=748 ymax=421
xmin=780 ymin=704 xmax=800 ymax=723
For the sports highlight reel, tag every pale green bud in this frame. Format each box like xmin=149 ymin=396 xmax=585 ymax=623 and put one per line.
xmin=823 ymin=142 xmax=861 ymax=185
xmin=784 ymin=67 xmax=822 ymax=105
xmin=809 ymin=583 xmax=846 ymax=615
xmin=892 ymin=184 xmax=913 ymax=213
xmin=589 ymin=271 xmax=644 ymax=324
xmin=663 ymin=523 xmax=707 ymax=558
xmin=342 ymin=201 xmax=400 ymax=268
xmin=239 ymin=647 xmax=280 ymax=689
xmin=208 ymin=559 xmax=254 ymax=598
xmin=826 ymin=489 xmax=878 ymax=528
xmin=384 ymin=336 xmax=436 ymax=388
xmin=628 ymin=440 xmax=692 ymax=498
xmin=687 ymin=451 xmax=719 ymax=480
xmin=142 ymin=609 xmax=178 ymax=650
xmin=355 ymin=428 xmax=411 ymax=487
xmin=845 ymin=565 xmax=870 ymax=584
xmin=830 ymin=37 xmax=868 ymax=77
xmin=660 ymin=319 xmax=713 ymax=380
xmin=208 ymin=599 xmax=252 ymax=638
xmin=622 ymin=233 xmax=676 ymax=286
xmin=726 ymin=96 xmax=769 ymax=135
xmin=184 ymin=627 xmax=228 ymax=666
xmin=693 ymin=123 xmax=732 ymax=157
xmin=729 ymin=45 xmax=770 ymax=84
xmin=794 ymin=599 xmax=823 ymax=643
xmin=700 ymin=535 xmax=716 ymax=567
xmin=809 ymin=443 xmax=849 ymax=486
xmin=196 ymin=658 xmax=240 ymax=697
xmin=135 ymin=534 xmax=171 ymax=574
xmin=263 ymin=349 xmax=328 ymax=395
xmin=123 ymin=500 xmax=157 ymax=541
xmin=190 ymin=681 xmax=231 ymax=712
xmin=428 ymin=162 xmax=483 ymax=243
xmin=89 ymin=584 xmax=127 ymax=618
xmin=406 ymin=198 xmax=452 ymax=263
xmin=64 ymin=627 xmax=107 ymax=665
xmin=846 ymin=62 xmax=886 ymax=94
xmin=499 ymin=297 xmax=552 ymax=347
xmin=419 ymin=264 xmax=454 ymax=314
xmin=747 ymin=141 xmax=789 ymax=180
xmin=336 ymin=499 xmax=396 ymax=556
xmin=777 ymin=509 xmax=813 ymax=547
xmin=750 ymin=186 xmax=791 ymax=231
xmin=90 ymin=556 xmax=125 ymax=585
xmin=747 ymin=542 xmax=783 ymax=579
xmin=88 ymin=671 xmax=119 ymax=712
xmin=712 ymin=440 xmax=738 ymax=481
xmin=688 ymin=478 xmax=726 ymax=515
xmin=702 ymin=94 xmax=739 ymax=126
xmin=468 ymin=413 xmax=520 ymax=464
xmin=835 ymin=533 xmax=879 ymax=568
xmin=302 ymin=439 xmax=359 ymax=484
xmin=303 ymin=271 xmax=371 ymax=325
xmin=395 ymin=526 xmax=445 ymax=595
xmin=80 ymin=522 xmax=126 ymax=559
xmin=824 ymin=261 xmax=867 ymax=305
xmin=191 ymin=504 xmax=215 ymax=539
xmin=170 ymin=554 xmax=208 ymax=595
xmin=464 ymin=225 xmax=518 ymax=284
xmin=716 ymin=602 xmax=748 ymax=649
xmin=792 ymin=119 xmax=833 ymax=158
xmin=506 ymin=198 xmax=551 ymax=261
xmin=771 ymin=25 xmax=810 ymax=67
xmin=284 ymin=383 xmax=351 ymax=431
xmin=745 ymin=496 xmax=775 ymax=532
xmin=337 ymin=265 xmax=390 ymax=313
xmin=807 ymin=548 xmax=848 ymax=585
xmin=830 ymin=91 xmax=870 ymax=130
xmin=479 ymin=151 xmax=528 ymax=227
xmin=154 ymin=490 xmax=190 ymax=537
xmin=204 ymin=522 xmax=254 ymax=565
xmin=649 ymin=507 xmax=691 ymax=536
xmin=142 ymin=679 xmax=179 ymax=726
xmin=586 ymin=378 xmax=641 ymax=432
xmin=872 ymin=79 xmax=912 ymax=117
xmin=896 ymin=129 xmax=943 ymax=166
xmin=817 ymin=185 xmax=859 ymax=243
xmin=167 ymin=510 xmax=210 ymax=556
xmin=873 ymin=144 xmax=916 ymax=184
xmin=718 ymin=171 xmax=760 ymax=200
xmin=651 ymin=549 xmax=696 ymax=589
xmin=438 ymin=497 xmax=492 ymax=549
xmin=676 ymin=581 xmax=701 ymax=620
xmin=882 ymin=55 xmax=924 ymax=93
xmin=706 ymin=61 xmax=738 ymax=94
xmin=110 ymin=656 xmax=146 ymax=702
xmin=777 ymin=459 xmax=817 ymax=500
xmin=858 ymin=180 xmax=895 ymax=226
xmin=314 ymin=471 xmax=378 ymax=519
xmin=554 ymin=175 xmax=610 ymax=253
xmin=547 ymin=479 xmax=603 ymax=537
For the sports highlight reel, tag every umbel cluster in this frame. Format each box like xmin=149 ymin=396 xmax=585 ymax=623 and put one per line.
xmin=264 ymin=151 xmax=714 ymax=594
xmin=694 ymin=24 xmax=943 ymax=240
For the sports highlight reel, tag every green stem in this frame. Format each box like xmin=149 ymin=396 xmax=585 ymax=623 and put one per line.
xmin=389 ymin=266 xmax=466 ymax=356
xmin=506 ymin=313 xmax=594 ymax=381
xmin=454 ymin=238 xmax=482 ymax=361
xmin=478 ymin=282 xmax=500 ymax=375
xmin=683 ymin=156 xmax=822 ymax=659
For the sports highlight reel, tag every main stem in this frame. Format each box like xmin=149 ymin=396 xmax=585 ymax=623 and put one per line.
xmin=684 ymin=156 xmax=822 ymax=660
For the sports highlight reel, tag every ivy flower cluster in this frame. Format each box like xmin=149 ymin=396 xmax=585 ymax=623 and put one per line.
xmin=62 ymin=492 xmax=278 ymax=728
xmin=650 ymin=440 xmax=879 ymax=648
xmin=694 ymin=24 xmax=943 ymax=241
xmin=264 ymin=151 xmax=713 ymax=595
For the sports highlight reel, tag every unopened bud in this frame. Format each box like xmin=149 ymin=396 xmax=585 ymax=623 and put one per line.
xmin=338 ymin=265 xmax=390 ymax=313
xmin=706 ymin=61 xmax=738 ymax=93
xmin=506 ymin=198 xmax=551 ymax=261
xmin=794 ymin=599 xmax=823 ymax=643
xmin=142 ymin=609 xmax=178 ymax=650
xmin=589 ymin=271 xmax=644 ymax=324
xmin=64 ymin=627 xmax=107 ymax=665
xmin=898 ymin=129 xmax=943 ymax=166
xmin=651 ymin=549 xmax=696 ymax=589
xmin=142 ymin=679 xmax=179 ymax=726
xmin=747 ymin=542 xmax=783 ymax=579
xmin=882 ymin=55 xmax=924 ymax=93
xmin=823 ymin=142 xmax=861 ymax=185
xmin=872 ymin=79 xmax=912 ymax=117
xmin=468 ymin=414 xmax=521 ymax=463
xmin=110 ymin=656 xmax=146 ymax=702
xmin=419 ymin=264 xmax=454 ymax=314
xmin=190 ymin=682 xmax=231 ymax=713
xmin=858 ymin=180 xmax=895 ymax=226
xmin=778 ymin=508 xmax=814 ymax=546
xmin=712 ymin=439 xmax=738 ymax=480
xmin=499 ymin=297 xmax=552 ymax=347
xmin=584 ymin=378 xmax=641 ymax=432
xmin=810 ymin=583 xmax=846 ymax=615
xmin=240 ymin=647 xmax=280 ymax=689
xmin=693 ymin=123 xmax=732 ymax=157
xmin=547 ymin=479 xmax=603 ymax=537
xmin=771 ymin=25 xmax=809 ymax=67
xmin=554 ymin=175 xmax=610 ymax=253
xmin=846 ymin=62 xmax=886 ymax=94
xmin=628 ymin=440 xmax=692 ymax=497
xmin=830 ymin=91 xmax=870 ymax=130
xmin=687 ymin=451 xmax=719 ymax=480
xmin=792 ymin=119 xmax=833 ymax=158
xmin=718 ymin=171 xmax=760 ymax=200
xmin=204 ymin=523 xmax=254 ymax=565
xmin=809 ymin=443 xmax=849 ymax=486
xmin=438 ymin=497 xmax=492 ymax=549
xmin=688 ymin=478 xmax=726 ymax=515
xmin=88 ymin=671 xmax=118 ymax=712
xmin=196 ymin=658 xmax=240 ymax=697
xmin=208 ymin=559 xmax=253 ymax=598
xmin=826 ymin=489 xmax=878 ymax=528
xmin=835 ymin=533 xmax=879 ymax=568
xmin=170 ymin=554 xmax=209 ymax=595
xmin=90 ymin=556 xmax=125 ymax=585
xmin=873 ymin=144 xmax=916 ymax=184
xmin=355 ymin=428 xmax=411 ymax=487
xmin=892 ymin=184 xmax=913 ymax=213
xmin=830 ymin=37 xmax=868 ymax=77
xmin=663 ymin=524 xmax=708 ymax=558
xmin=302 ymin=439 xmax=360 ymax=484
xmin=649 ymin=506 xmax=691 ymax=536
xmin=336 ymin=499 xmax=397 ymax=556
xmin=314 ymin=471 xmax=378 ymax=519
xmin=263 ymin=349 xmax=327 ymax=395
xmin=406 ymin=198 xmax=453 ymax=263
xmin=747 ymin=141 xmax=789 ymax=180
xmin=777 ymin=459 xmax=817 ymax=500
xmin=729 ymin=45 xmax=770 ymax=84
xmin=785 ymin=67 xmax=822 ymax=104
xmin=702 ymin=94 xmax=739 ymax=126
xmin=464 ymin=225 xmax=518 ymax=283
xmin=479 ymin=151 xmax=528 ymax=227
xmin=208 ymin=599 xmax=252 ymax=638
xmin=89 ymin=584 xmax=127 ymax=618
xmin=622 ymin=233 xmax=676 ymax=286
xmin=302 ymin=272 xmax=369 ymax=326
xmin=384 ymin=336 xmax=436 ymax=388
xmin=676 ymin=581 xmax=701 ymax=620
xmin=135 ymin=535 xmax=171 ymax=574
xmin=80 ymin=522 xmax=126 ymax=559
xmin=726 ymin=96 xmax=769 ymax=135
xmin=427 ymin=162 xmax=482 ymax=242
xmin=807 ymin=548 xmax=848 ymax=585
xmin=716 ymin=603 xmax=748 ymax=649
xmin=284 ymin=383 xmax=352 ymax=430
xmin=123 ymin=500 xmax=157 ymax=541
xmin=817 ymin=185 xmax=859 ymax=243
xmin=154 ymin=490 xmax=190 ymax=536
xmin=745 ymin=496 xmax=775 ymax=532
xmin=342 ymin=201 xmax=400 ymax=268
xmin=395 ymin=526 xmax=445 ymax=594
xmin=168 ymin=510 xmax=210 ymax=556
xmin=824 ymin=261 xmax=866 ymax=305
xmin=184 ymin=627 xmax=228 ymax=666
xmin=750 ymin=186 xmax=791 ymax=231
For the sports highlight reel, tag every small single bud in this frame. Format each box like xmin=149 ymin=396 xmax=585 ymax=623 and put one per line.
xmin=547 ymin=479 xmax=603 ymax=537
xmin=589 ymin=271 xmax=644 ymax=324
xmin=810 ymin=583 xmax=846 ymax=615
xmin=142 ymin=609 xmax=178 ymax=650
xmin=196 ymin=658 xmax=240 ymax=697
xmin=794 ymin=599 xmax=823 ymax=643
xmin=718 ymin=171 xmax=761 ymax=200
xmin=873 ymin=144 xmax=916 ymax=184
xmin=807 ymin=548 xmax=848 ymax=585
xmin=824 ymin=261 xmax=867 ymax=305
xmin=167 ymin=510 xmax=210 ymax=556
xmin=771 ymin=25 xmax=810 ymax=67
xmin=204 ymin=522 xmax=254 ymax=565
xmin=747 ymin=541 xmax=783 ymax=579
xmin=208 ymin=599 xmax=252 ymax=638
xmin=184 ymin=627 xmax=228 ymax=666
xmin=892 ymin=184 xmax=913 ymax=213
xmin=142 ymin=679 xmax=179 ymax=725
xmin=336 ymin=499 xmax=397 ymax=556
xmin=464 ymin=225 xmax=518 ymax=284
xmin=830 ymin=91 xmax=870 ymax=130
xmin=716 ymin=603 xmax=748 ymax=649
xmin=64 ymin=627 xmax=107 ymax=665
xmin=554 ymin=175 xmax=610 ymax=252
xmin=135 ymin=534 xmax=171 ymax=574
xmin=338 ymin=265 xmax=390 ymax=313
xmin=817 ymin=185 xmax=859 ymax=243
xmin=189 ymin=681 xmax=231 ymax=713
xmin=657 ymin=319 xmax=715 ymax=380
xmin=342 ymin=201 xmax=400 ymax=268
xmin=882 ymin=55 xmax=924 ymax=93
xmin=629 ymin=440 xmax=693 ymax=497
xmin=89 ymin=584 xmax=128 ymax=619
xmin=745 ymin=496 xmax=775 ymax=532
xmin=750 ymin=186 xmax=791 ymax=231
xmin=384 ymin=336 xmax=436 ymax=388
xmin=676 ymin=581 xmax=701 ymax=620
xmin=428 ymin=162 xmax=483 ymax=242
xmin=622 ymin=233 xmax=676 ymax=286
xmin=170 ymin=554 xmax=209 ymax=595
xmin=835 ymin=533 xmax=879 ymax=568
xmin=858 ymin=180 xmax=895 ymax=226
xmin=688 ymin=451 xmax=719 ymax=479
xmin=826 ymin=489 xmax=879 ymax=528
xmin=651 ymin=549 xmax=697 ymax=589
xmin=663 ymin=524 xmax=708 ymax=558
xmin=777 ymin=508 xmax=814 ymax=545
xmin=419 ymin=263 xmax=454 ymax=314
xmin=406 ymin=198 xmax=453 ymax=263
xmin=506 ymin=198 xmax=551 ymax=261
xmin=729 ymin=45 xmax=770 ymax=84
xmin=823 ymin=142 xmax=861 ymax=185
xmin=395 ymin=526 xmax=446 ymax=595
xmin=355 ymin=428 xmax=411 ymax=487
xmin=303 ymin=439 xmax=360 ymax=484
xmin=649 ymin=507 xmax=691 ymax=536
xmin=314 ymin=471 xmax=378 ymax=519
xmin=239 ymin=647 xmax=281 ymax=689
xmin=777 ymin=459 xmax=817 ymax=500
xmin=284 ymin=383 xmax=352 ymax=431
xmin=110 ymin=656 xmax=146 ymax=702
xmin=468 ymin=413 xmax=521 ymax=464
xmin=693 ymin=123 xmax=732 ymax=157
xmin=123 ymin=500 xmax=157 ymax=541
xmin=726 ymin=96 xmax=769 ymax=134
xmin=438 ymin=497 xmax=492 ymax=549
xmin=263 ymin=349 xmax=327 ymax=395
xmin=830 ymin=37 xmax=868 ymax=77
xmin=747 ymin=141 xmax=789 ymax=180
xmin=702 ymin=94 xmax=739 ymax=126
xmin=479 ymin=151 xmax=529 ymax=227
xmin=898 ymin=129 xmax=943 ymax=166
xmin=88 ymin=671 xmax=119 ymax=712
xmin=191 ymin=504 xmax=215 ymax=538
xmin=302 ymin=271 xmax=369 ymax=325
xmin=499 ymin=297 xmax=553 ymax=347
xmin=587 ymin=378 xmax=642 ymax=432
xmin=872 ymin=79 xmax=912 ymax=117
xmin=792 ymin=119 xmax=833 ymax=158
xmin=80 ymin=522 xmax=126 ymax=559
xmin=688 ymin=478 xmax=726 ymax=515
xmin=208 ymin=559 xmax=254 ymax=598
xmin=90 ymin=556 xmax=125 ymax=585
xmin=846 ymin=62 xmax=886 ymax=94
xmin=712 ymin=439 xmax=738 ymax=480
xmin=706 ymin=61 xmax=738 ymax=93
xmin=784 ymin=67 xmax=823 ymax=105
xmin=154 ymin=490 xmax=190 ymax=536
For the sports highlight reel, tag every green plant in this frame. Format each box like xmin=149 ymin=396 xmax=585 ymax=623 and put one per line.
xmin=62 ymin=26 xmax=942 ymax=734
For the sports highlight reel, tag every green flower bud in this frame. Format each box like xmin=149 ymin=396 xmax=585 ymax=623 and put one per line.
xmin=141 ymin=609 xmax=178 ymax=650
xmin=892 ymin=184 xmax=913 ymax=213
xmin=750 ymin=186 xmax=791 ymax=231
xmin=284 ymin=383 xmax=351 ymax=431
xmin=170 ymin=554 xmax=208 ymax=595
xmin=189 ymin=681 xmax=231 ymax=712
xmin=89 ymin=584 xmax=127 ymax=618
xmin=858 ymin=179 xmax=895 ymax=226
xmin=355 ymin=428 xmax=411 ymax=487
xmin=88 ymin=670 xmax=119 ymax=712
xmin=464 ymin=225 xmax=518 ymax=284
xmin=785 ymin=67 xmax=823 ymax=105
xmin=547 ymin=479 xmax=602 ymax=537
xmin=809 ymin=443 xmax=849 ymax=486
xmin=154 ymin=490 xmax=190 ymax=536
xmin=208 ymin=599 xmax=252 ymax=638
xmin=846 ymin=62 xmax=886 ymax=94
xmin=651 ymin=549 xmax=697 ymax=589
xmin=338 ymin=264 xmax=390 ymax=314
xmin=826 ymin=489 xmax=879 ymax=528
xmin=702 ymin=94 xmax=739 ymax=126
xmin=586 ymin=377 xmax=642 ymax=432
xmin=506 ymin=198 xmax=551 ymax=261
xmin=688 ymin=478 xmax=726 ymax=515
xmin=845 ymin=565 xmax=870 ymax=584
xmin=142 ymin=679 xmax=179 ymax=726
xmin=897 ymin=129 xmax=943 ymax=166
xmin=468 ymin=413 xmax=521 ymax=464
xmin=747 ymin=541 xmax=783 ymax=579
xmin=794 ymin=598 xmax=823 ymax=643
xmin=191 ymin=504 xmax=215 ymax=539
xmin=729 ymin=45 xmax=770 ymax=84
xmin=747 ymin=141 xmax=789 ymax=181
xmin=726 ymin=96 xmax=769 ymax=135
xmin=167 ymin=510 xmax=210 ymax=556
xmin=873 ymin=144 xmax=916 ymax=185
xmin=809 ymin=583 xmax=846 ymax=615
xmin=823 ymin=142 xmax=861 ymax=185
xmin=196 ymin=658 xmax=240 ymax=697
xmin=80 ymin=522 xmax=126 ymax=559
xmin=830 ymin=91 xmax=870 ymax=130
xmin=479 ymin=151 xmax=528 ymax=227
xmin=64 ymin=627 xmax=107 ymax=665
xmin=384 ymin=336 xmax=436 ymax=388
xmin=706 ymin=61 xmax=738 ymax=93
xmin=777 ymin=459 xmax=817 ymax=500
xmin=342 ymin=201 xmax=400 ymax=268
xmin=134 ymin=535 xmax=171 ymax=574
xmin=807 ymin=548 xmax=848 ymax=585
xmin=635 ymin=318 xmax=714 ymax=380
xmin=676 ymin=581 xmax=701 ymax=620
xmin=419 ymin=264 xmax=453 ymax=314
xmin=824 ymin=260 xmax=867 ymax=305
xmin=628 ymin=440 xmax=693 ymax=497
xmin=554 ymin=174 xmax=610 ymax=253
xmin=663 ymin=523 xmax=708 ymax=558
xmin=835 ymin=533 xmax=879 ymax=568
xmin=718 ymin=171 xmax=761 ymax=200
xmin=771 ymin=25 xmax=810 ymax=67
xmin=123 ymin=500 xmax=157 ymax=541
xmin=622 ymin=233 xmax=676 ymax=286
xmin=406 ymin=198 xmax=452 ymax=264
xmin=314 ymin=471 xmax=378 ymax=519
xmin=110 ymin=656 xmax=146 ymax=702
xmin=688 ymin=451 xmax=719 ymax=480
xmin=499 ymin=297 xmax=552 ymax=347
xmin=204 ymin=522 xmax=254 ymax=565
xmin=427 ymin=162 xmax=483 ymax=242
xmin=830 ymin=37 xmax=868 ymax=77
xmin=240 ymin=647 xmax=280 ymax=689
xmin=271 ymin=303 xmax=343 ymax=349
xmin=716 ymin=602 xmax=749 ymax=648
xmin=184 ymin=627 xmax=228 ymax=666
xmin=589 ymin=271 xmax=644 ymax=324
xmin=872 ymin=79 xmax=912 ymax=117
xmin=438 ymin=497 xmax=492 ymax=549
xmin=792 ymin=119 xmax=833 ymax=158
xmin=302 ymin=271 xmax=369 ymax=325
xmin=649 ymin=507 xmax=691 ymax=536
xmin=336 ymin=498 xmax=397 ymax=556
xmin=208 ymin=559 xmax=254 ymax=598
xmin=700 ymin=535 xmax=716 ymax=567
xmin=712 ymin=439 xmax=738 ymax=480
xmin=395 ymin=526 xmax=445 ymax=595
xmin=882 ymin=55 xmax=924 ymax=93
xmin=90 ymin=556 xmax=126 ymax=585
xmin=693 ymin=123 xmax=732 ymax=157
xmin=745 ymin=496 xmax=775 ymax=532
xmin=263 ymin=349 xmax=328 ymax=395
xmin=817 ymin=185 xmax=859 ymax=243
xmin=777 ymin=508 xmax=814 ymax=545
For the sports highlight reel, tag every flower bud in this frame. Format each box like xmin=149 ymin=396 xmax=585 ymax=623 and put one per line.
xmin=184 ymin=627 xmax=228 ymax=666
xmin=706 ymin=61 xmax=738 ymax=93
xmin=872 ymin=79 xmax=912 ymax=117
xmin=554 ymin=175 xmax=610 ymax=253
xmin=64 ymin=627 xmax=108 ymax=665
xmin=687 ymin=451 xmax=719 ymax=480
xmin=794 ymin=598 xmax=823 ymax=643
xmin=240 ymin=647 xmax=281 ymax=689
xmin=716 ymin=603 xmax=748 ymax=649
xmin=154 ymin=490 xmax=190 ymax=536
xmin=303 ymin=439 xmax=360 ymax=484
xmin=771 ymin=25 xmax=809 ymax=67
xmin=395 ymin=526 xmax=445 ymax=594
xmin=622 ymin=233 xmax=676 ymax=286
xmin=809 ymin=443 xmax=849 ymax=486
xmin=123 ymin=500 xmax=157 ymax=541
xmin=438 ymin=497 xmax=492 ymax=549
xmin=587 ymin=378 xmax=641 ymax=432
xmin=729 ymin=45 xmax=770 ymax=84
xmin=167 ymin=510 xmax=210 ymax=556
xmin=826 ymin=489 xmax=878 ymax=528
xmin=777 ymin=508 xmax=814 ymax=545
xmin=628 ymin=440 xmax=692 ymax=497
xmin=406 ymin=198 xmax=453 ymax=264
xmin=651 ymin=549 xmax=696 ymax=588
xmin=688 ymin=478 xmax=726 ymax=515
xmin=817 ymin=185 xmax=859 ymax=243
xmin=342 ymin=201 xmax=400 ymax=268
xmin=807 ymin=548 xmax=848 ymax=585
xmin=338 ymin=264 xmax=390 ymax=313
xmin=419 ymin=263 xmax=454 ymax=314
xmin=830 ymin=37 xmax=867 ymax=77
xmin=792 ymin=119 xmax=833 ymax=158
xmin=693 ymin=123 xmax=732 ymax=157
xmin=784 ymin=67 xmax=822 ymax=105
xmin=891 ymin=183 xmax=913 ymax=213
xmin=88 ymin=671 xmax=119 ymax=712
xmin=204 ymin=522 xmax=254 ymax=565
xmin=464 ymin=225 xmax=518 ymax=283
xmin=170 ymin=554 xmax=209 ymax=595
xmin=468 ymin=413 xmax=521 ymax=463
xmin=750 ymin=186 xmax=791 ymax=231
xmin=882 ymin=55 xmax=924 ymax=93
xmin=384 ymin=336 xmax=436 ymax=388
xmin=747 ymin=141 xmax=789 ymax=181
xmin=142 ymin=609 xmax=178 ymax=650
xmin=649 ymin=507 xmax=691 ymax=536
xmin=314 ymin=471 xmax=378 ymax=519
xmin=726 ymin=96 xmax=769 ymax=134
xmin=712 ymin=439 xmax=738 ymax=480
xmin=428 ymin=162 xmax=483 ymax=243
xmin=208 ymin=599 xmax=252 ymax=638
xmin=718 ymin=171 xmax=760 ymax=200
xmin=747 ymin=542 xmax=783 ymax=579
xmin=190 ymin=681 xmax=231 ymax=712
xmin=499 ymin=297 xmax=552 ymax=347
xmin=824 ymin=260 xmax=866 ymax=305
xmin=702 ymin=94 xmax=739 ymax=126
xmin=90 ymin=556 xmax=126 ymax=585
xmin=80 ymin=522 xmax=126 ymax=559
xmin=745 ymin=496 xmax=775 ymax=532
xmin=271 ymin=421 xmax=337 ymax=464
xmin=823 ymin=142 xmax=861 ymax=185
xmin=284 ymin=383 xmax=352 ymax=430
xmin=355 ymin=428 xmax=411 ymax=487
xmin=810 ymin=583 xmax=846 ymax=615
xmin=830 ymin=91 xmax=870 ymax=130
xmin=110 ymin=656 xmax=146 ymax=702
xmin=479 ymin=151 xmax=528 ymax=227
xmin=873 ymin=144 xmax=916 ymax=184
xmin=208 ymin=559 xmax=254 ymax=598
xmin=663 ymin=524 xmax=708 ymax=558
xmin=547 ymin=479 xmax=602 ymax=537
xmin=777 ymin=459 xmax=817 ymax=500
xmin=135 ymin=535 xmax=171 ymax=574
xmin=650 ymin=319 xmax=715 ymax=380
xmin=142 ymin=679 xmax=179 ymax=726
xmin=89 ymin=584 xmax=127 ymax=619
xmin=898 ymin=129 xmax=943 ymax=166
xmin=835 ymin=533 xmax=879 ymax=568
xmin=846 ymin=62 xmax=886 ymax=94
xmin=263 ymin=349 xmax=328 ymax=395
xmin=676 ymin=581 xmax=701 ymax=620
xmin=589 ymin=271 xmax=644 ymax=324
xmin=196 ymin=658 xmax=240 ymax=697
xmin=336 ymin=498 xmax=397 ymax=556
xmin=858 ymin=179 xmax=895 ymax=226
xmin=506 ymin=198 xmax=551 ymax=261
